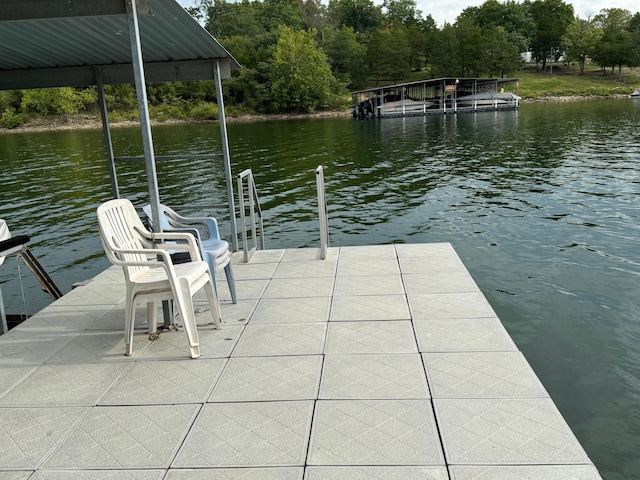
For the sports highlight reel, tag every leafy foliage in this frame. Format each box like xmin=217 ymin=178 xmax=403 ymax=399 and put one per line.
xmin=270 ymin=27 xmax=336 ymax=112
xmin=20 ymin=87 xmax=96 ymax=119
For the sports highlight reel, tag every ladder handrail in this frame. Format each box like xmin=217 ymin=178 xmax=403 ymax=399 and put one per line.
xmin=316 ymin=165 xmax=329 ymax=260
xmin=237 ymin=169 xmax=265 ymax=262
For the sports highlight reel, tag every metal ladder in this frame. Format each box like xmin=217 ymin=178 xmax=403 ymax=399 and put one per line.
xmin=237 ymin=169 xmax=265 ymax=262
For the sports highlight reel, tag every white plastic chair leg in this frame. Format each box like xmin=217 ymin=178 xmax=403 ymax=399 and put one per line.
xmin=124 ymin=295 xmax=136 ymax=356
xmin=147 ymin=301 xmax=158 ymax=334
xmin=175 ymin=278 xmax=201 ymax=359
xmin=224 ymin=264 xmax=237 ymax=304
xmin=203 ymin=280 xmax=222 ymax=329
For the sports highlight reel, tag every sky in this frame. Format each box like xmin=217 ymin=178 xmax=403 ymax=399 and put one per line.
xmin=177 ymin=0 xmax=638 ymax=28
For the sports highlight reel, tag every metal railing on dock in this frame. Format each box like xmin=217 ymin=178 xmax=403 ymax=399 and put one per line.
xmin=237 ymin=169 xmax=265 ymax=263
xmin=316 ymin=166 xmax=329 ymax=260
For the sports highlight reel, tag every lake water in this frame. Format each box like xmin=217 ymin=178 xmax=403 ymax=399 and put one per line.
xmin=1 ymin=99 xmax=639 ymax=479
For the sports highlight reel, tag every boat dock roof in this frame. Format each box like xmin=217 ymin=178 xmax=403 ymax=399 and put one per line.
xmin=0 ymin=243 xmax=602 ymax=479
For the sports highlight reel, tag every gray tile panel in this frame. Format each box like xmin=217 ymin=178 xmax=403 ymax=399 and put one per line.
xmin=262 ymin=277 xmax=335 ymax=299
xmin=173 ymin=401 xmax=314 ymax=467
xmin=44 ymin=331 xmax=146 ymax=363
xmin=307 ymin=399 xmax=444 ymax=465
xmin=44 ymin=405 xmax=199 ymax=468
xmin=281 ymin=248 xmax=338 ymax=263
xmin=320 ymin=353 xmax=429 ymax=399
xmin=449 ymin=465 xmax=603 ymax=479
xmin=232 ymin=323 xmax=327 ymax=356
xmin=231 ymin=262 xmax=278 ymax=280
xmin=0 ymin=472 xmax=33 ymax=480
xmin=330 ymin=295 xmax=410 ymax=321
xmin=30 ymin=471 xmax=165 ymax=480
xmin=435 ymin=398 xmax=591 ymax=465
xmin=414 ymin=317 xmax=518 ymax=352
xmin=0 ymin=406 xmax=87 ymax=469
xmin=339 ymin=245 xmax=397 ymax=260
xmin=165 ymin=468 xmax=304 ymax=479
xmin=403 ymin=272 xmax=480 ymax=295
xmin=0 ymin=363 xmax=38 ymax=397
xmin=209 ymin=355 xmax=322 ymax=402
xmin=251 ymin=297 xmax=331 ymax=324
xmin=424 ymin=352 xmax=549 ymax=398
xmin=409 ymin=292 xmax=497 ymax=319
xmin=0 ymin=329 xmax=75 ymax=365
xmin=334 ymin=275 xmax=404 ymax=296
xmin=52 ymin=282 xmax=125 ymax=307
xmin=274 ymin=260 xmax=337 ymax=278
xmin=0 ymin=362 xmax=130 ymax=407
xmin=231 ymin=249 xmax=285 ymax=264
xmin=325 ymin=321 xmax=417 ymax=354
xmin=101 ymin=358 xmax=226 ymax=405
xmin=304 ymin=466 xmax=448 ymax=480
xmin=336 ymin=257 xmax=401 ymax=276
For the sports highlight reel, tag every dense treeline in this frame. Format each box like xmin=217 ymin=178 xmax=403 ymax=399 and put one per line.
xmin=1 ymin=0 xmax=639 ymax=127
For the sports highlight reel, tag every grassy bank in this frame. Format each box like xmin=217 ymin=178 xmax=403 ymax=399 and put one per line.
xmin=516 ymin=63 xmax=638 ymax=99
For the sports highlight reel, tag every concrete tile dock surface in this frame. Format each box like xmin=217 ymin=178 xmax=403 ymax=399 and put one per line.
xmin=0 ymin=243 xmax=602 ymax=479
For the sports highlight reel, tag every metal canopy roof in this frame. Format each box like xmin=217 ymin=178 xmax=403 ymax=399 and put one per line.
xmin=0 ymin=0 xmax=241 ymax=91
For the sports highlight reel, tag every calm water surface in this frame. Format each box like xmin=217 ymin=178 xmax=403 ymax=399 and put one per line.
xmin=1 ymin=99 xmax=639 ymax=479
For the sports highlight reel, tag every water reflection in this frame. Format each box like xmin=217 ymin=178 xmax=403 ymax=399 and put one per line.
xmin=0 ymin=99 xmax=639 ymax=479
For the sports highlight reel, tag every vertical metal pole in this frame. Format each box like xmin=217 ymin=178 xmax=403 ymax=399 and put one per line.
xmin=316 ymin=166 xmax=329 ymax=260
xmin=474 ymin=80 xmax=477 ymax=111
xmin=214 ymin=60 xmax=238 ymax=252
xmin=125 ymin=0 xmax=161 ymax=233
xmin=126 ymin=0 xmax=170 ymax=328
xmin=442 ymin=80 xmax=446 ymax=113
xmin=237 ymin=173 xmax=248 ymax=262
xmin=96 ymin=68 xmax=119 ymax=199
xmin=0 ymin=285 xmax=7 ymax=334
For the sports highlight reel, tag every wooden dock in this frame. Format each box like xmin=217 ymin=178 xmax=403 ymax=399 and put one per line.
xmin=352 ymin=78 xmax=519 ymax=119
xmin=0 ymin=243 xmax=601 ymax=478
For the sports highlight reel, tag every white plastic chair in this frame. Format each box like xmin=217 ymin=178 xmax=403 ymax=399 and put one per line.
xmin=97 ymin=199 xmax=221 ymax=358
xmin=143 ymin=203 xmax=237 ymax=304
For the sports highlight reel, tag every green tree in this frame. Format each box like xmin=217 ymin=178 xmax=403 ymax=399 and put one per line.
xmin=328 ymin=0 xmax=383 ymax=33
xmin=592 ymin=8 xmax=634 ymax=77
xmin=322 ymin=25 xmax=367 ymax=89
xmin=261 ymin=0 xmax=303 ymax=31
xmin=270 ymin=27 xmax=336 ymax=112
xmin=224 ymin=63 xmax=275 ymax=112
xmin=383 ymin=0 xmax=421 ymax=27
xmin=366 ymin=28 xmax=411 ymax=83
xmin=456 ymin=17 xmax=484 ymax=76
xmin=430 ymin=24 xmax=461 ymax=77
xmin=529 ymin=0 xmax=574 ymax=71
xmin=204 ymin=0 xmax=265 ymax=39
xmin=483 ymin=26 xmax=523 ymax=77
xmin=629 ymin=12 xmax=640 ymax=70
xmin=461 ymin=0 xmax=535 ymax=53
xmin=562 ymin=16 xmax=602 ymax=74
xmin=300 ymin=0 xmax=327 ymax=30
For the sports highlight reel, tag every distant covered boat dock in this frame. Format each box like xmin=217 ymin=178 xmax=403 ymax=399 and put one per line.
xmin=352 ymin=77 xmax=519 ymax=119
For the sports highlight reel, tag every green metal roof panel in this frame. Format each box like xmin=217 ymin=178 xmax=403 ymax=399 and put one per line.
xmin=0 ymin=0 xmax=240 ymax=90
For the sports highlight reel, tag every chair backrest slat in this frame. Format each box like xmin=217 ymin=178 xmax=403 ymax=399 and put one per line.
xmin=97 ymin=199 xmax=154 ymax=280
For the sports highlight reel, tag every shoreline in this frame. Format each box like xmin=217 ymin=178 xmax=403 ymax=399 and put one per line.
xmin=1 ymin=94 xmax=631 ymax=134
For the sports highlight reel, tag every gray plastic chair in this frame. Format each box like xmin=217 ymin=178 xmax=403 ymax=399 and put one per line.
xmin=143 ymin=204 xmax=237 ymax=304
